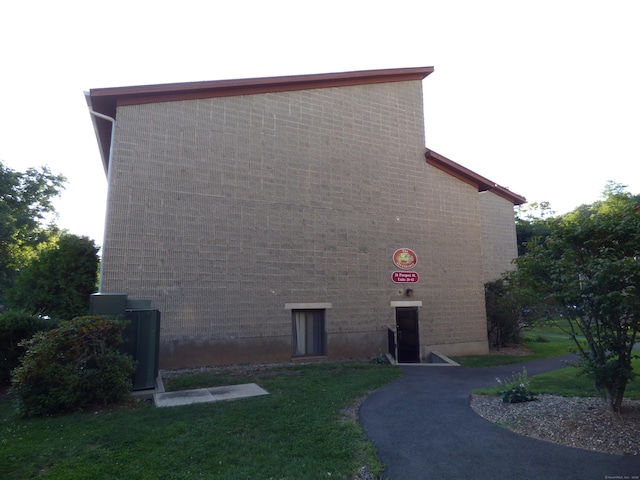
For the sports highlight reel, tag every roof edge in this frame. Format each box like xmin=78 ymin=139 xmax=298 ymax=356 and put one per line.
xmin=90 ymin=66 xmax=434 ymax=109
xmin=425 ymin=149 xmax=527 ymax=205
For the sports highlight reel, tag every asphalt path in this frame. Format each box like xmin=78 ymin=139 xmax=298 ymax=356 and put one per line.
xmin=359 ymin=355 xmax=640 ymax=479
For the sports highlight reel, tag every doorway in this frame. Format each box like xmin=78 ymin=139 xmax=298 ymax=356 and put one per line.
xmin=396 ymin=307 xmax=420 ymax=363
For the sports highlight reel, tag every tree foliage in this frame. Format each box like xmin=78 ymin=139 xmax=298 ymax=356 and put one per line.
xmin=515 ymin=201 xmax=554 ymax=256
xmin=0 ymin=162 xmax=66 ymax=300
xmin=515 ymin=183 xmax=640 ymax=412
xmin=6 ymin=235 xmax=99 ymax=320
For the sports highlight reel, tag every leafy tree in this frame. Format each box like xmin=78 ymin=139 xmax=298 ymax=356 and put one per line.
xmin=0 ymin=162 xmax=66 ymax=301
xmin=515 ymin=184 xmax=640 ymax=413
xmin=6 ymin=235 xmax=99 ymax=320
xmin=515 ymin=201 xmax=554 ymax=256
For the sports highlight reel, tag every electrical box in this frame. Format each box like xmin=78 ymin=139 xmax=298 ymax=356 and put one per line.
xmin=90 ymin=293 xmax=128 ymax=316
xmin=90 ymin=293 xmax=160 ymax=391
xmin=123 ymin=309 xmax=161 ymax=391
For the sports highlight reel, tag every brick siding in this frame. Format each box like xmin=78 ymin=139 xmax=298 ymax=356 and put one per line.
xmin=479 ymin=191 xmax=518 ymax=282
xmin=101 ymin=79 xmax=491 ymax=366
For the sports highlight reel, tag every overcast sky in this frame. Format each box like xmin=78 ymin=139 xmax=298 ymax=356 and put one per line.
xmin=1 ymin=0 xmax=639 ymax=247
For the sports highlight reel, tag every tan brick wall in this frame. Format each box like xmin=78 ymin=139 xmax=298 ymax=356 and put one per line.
xmin=417 ymin=168 xmax=488 ymax=355
xmin=101 ymin=80 xmax=489 ymax=367
xmin=479 ymin=191 xmax=518 ymax=282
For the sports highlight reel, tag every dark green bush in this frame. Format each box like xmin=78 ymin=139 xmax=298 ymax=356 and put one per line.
xmin=497 ymin=368 xmax=537 ymax=403
xmin=485 ymin=278 xmax=522 ymax=347
xmin=524 ymin=334 xmax=550 ymax=343
xmin=0 ymin=310 xmax=57 ymax=385
xmin=499 ymin=385 xmax=537 ymax=403
xmin=10 ymin=316 xmax=135 ymax=417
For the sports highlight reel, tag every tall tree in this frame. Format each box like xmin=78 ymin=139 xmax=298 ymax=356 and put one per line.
xmin=0 ymin=162 xmax=66 ymax=301
xmin=6 ymin=235 xmax=99 ymax=320
xmin=515 ymin=201 xmax=554 ymax=256
xmin=515 ymin=184 xmax=640 ymax=413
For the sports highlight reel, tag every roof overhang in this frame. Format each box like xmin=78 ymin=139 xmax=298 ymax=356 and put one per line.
xmin=86 ymin=66 xmax=434 ymax=173
xmin=425 ymin=149 xmax=526 ymax=206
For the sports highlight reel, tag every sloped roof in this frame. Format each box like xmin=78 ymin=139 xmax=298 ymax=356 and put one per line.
xmin=425 ymin=149 xmax=526 ymax=205
xmin=85 ymin=67 xmax=434 ymax=171
xmin=85 ymin=67 xmax=526 ymax=206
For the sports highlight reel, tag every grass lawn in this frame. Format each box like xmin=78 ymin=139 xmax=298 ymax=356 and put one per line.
xmin=451 ymin=320 xmax=640 ymax=399
xmin=450 ymin=320 xmax=582 ymax=368
xmin=473 ymin=357 xmax=640 ymax=398
xmin=0 ymin=361 xmax=401 ymax=480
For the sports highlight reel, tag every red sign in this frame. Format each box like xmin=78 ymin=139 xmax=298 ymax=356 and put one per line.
xmin=392 ymin=248 xmax=417 ymax=270
xmin=392 ymin=271 xmax=419 ymax=283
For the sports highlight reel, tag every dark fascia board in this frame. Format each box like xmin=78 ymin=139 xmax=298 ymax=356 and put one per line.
xmin=86 ymin=66 xmax=434 ymax=172
xmin=90 ymin=66 xmax=435 ymax=109
xmin=425 ymin=149 xmax=527 ymax=206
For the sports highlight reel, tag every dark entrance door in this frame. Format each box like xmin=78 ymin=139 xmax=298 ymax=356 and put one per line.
xmin=396 ymin=307 xmax=420 ymax=363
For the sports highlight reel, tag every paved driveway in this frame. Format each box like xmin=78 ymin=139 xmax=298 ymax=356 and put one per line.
xmin=359 ymin=356 xmax=640 ymax=479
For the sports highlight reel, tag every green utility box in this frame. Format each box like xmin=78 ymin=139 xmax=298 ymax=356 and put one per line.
xmin=123 ymin=309 xmax=161 ymax=391
xmin=89 ymin=293 xmax=128 ymax=316
xmin=89 ymin=293 xmax=161 ymax=391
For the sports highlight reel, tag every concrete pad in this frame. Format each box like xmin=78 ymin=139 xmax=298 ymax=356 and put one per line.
xmin=207 ymin=383 xmax=269 ymax=401
xmin=153 ymin=383 xmax=268 ymax=408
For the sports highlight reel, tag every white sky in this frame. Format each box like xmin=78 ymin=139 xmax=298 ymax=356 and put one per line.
xmin=1 ymin=1 xmax=639 ymax=248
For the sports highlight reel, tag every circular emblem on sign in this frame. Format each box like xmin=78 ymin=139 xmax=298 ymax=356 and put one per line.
xmin=392 ymin=248 xmax=417 ymax=270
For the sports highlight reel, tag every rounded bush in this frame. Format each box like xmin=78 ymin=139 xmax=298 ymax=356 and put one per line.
xmin=10 ymin=315 xmax=135 ymax=417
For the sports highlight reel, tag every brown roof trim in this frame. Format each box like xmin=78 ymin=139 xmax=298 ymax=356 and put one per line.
xmin=87 ymin=66 xmax=434 ymax=172
xmin=425 ymin=149 xmax=526 ymax=205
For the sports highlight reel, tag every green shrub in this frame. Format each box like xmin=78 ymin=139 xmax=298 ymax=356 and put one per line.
xmin=485 ymin=278 xmax=523 ymax=347
xmin=10 ymin=316 xmax=135 ymax=417
xmin=497 ymin=368 xmax=537 ymax=403
xmin=369 ymin=354 xmax=390 ymax=364
xmin=524 ymin=334 xmax=550 ymax=343
xmin=499 ymin=384 xmax=537 ymax=403
xmin=0 ymin=310 xmax=57 ymax=385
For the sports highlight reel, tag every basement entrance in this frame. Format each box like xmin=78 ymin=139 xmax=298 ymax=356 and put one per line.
xmin=396 ymin=307 xmax=420 ymax=363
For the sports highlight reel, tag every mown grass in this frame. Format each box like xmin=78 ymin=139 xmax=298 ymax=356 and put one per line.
xmin=454 ymin=320 xmax=640 ymax=399
xmin=450 ymin=320 xmax=582 ymax=368
xmin=473 ymin=357 xmax=640 ymax=398
xmin=0 ymin=361 xmax=401 ymax=480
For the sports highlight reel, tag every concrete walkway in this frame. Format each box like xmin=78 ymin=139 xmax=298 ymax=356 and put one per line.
xmin=153 ymin=383 xmax=269 ymax=407
xmin=359 ymin=356 xmax=640 ymax=479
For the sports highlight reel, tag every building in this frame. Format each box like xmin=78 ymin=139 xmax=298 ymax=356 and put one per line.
xmin=86 ymin=67 xmax=525 ymax=368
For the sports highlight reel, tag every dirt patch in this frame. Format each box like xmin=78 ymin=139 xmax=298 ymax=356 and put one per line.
xmin=340 ymin=394 xmax=369 ymax=423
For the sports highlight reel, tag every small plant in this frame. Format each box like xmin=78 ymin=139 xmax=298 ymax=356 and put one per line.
xmin=369 ymin=354 xmax=389 ymax=364
xmin=10 ymin=315 xmax=135 ymax=417
xmin=496 ymin=367 xmax=536 ymax=403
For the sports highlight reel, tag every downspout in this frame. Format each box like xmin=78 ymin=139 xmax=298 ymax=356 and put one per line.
xmin=87 ymin=109 xmax=116 ymax=293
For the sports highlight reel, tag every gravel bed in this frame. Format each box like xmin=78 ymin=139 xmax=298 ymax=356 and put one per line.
xmin=471 ymin=394 xmax=640 ymax=456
